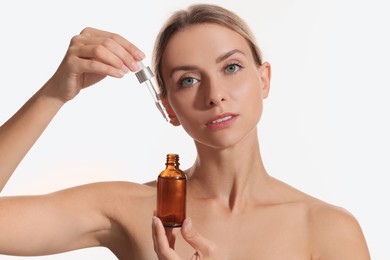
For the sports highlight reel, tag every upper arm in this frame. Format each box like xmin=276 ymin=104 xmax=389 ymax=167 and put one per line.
xmin=309 ymin=204 xmax=370 ymax=259
xmin=0 ymin=183 xmax=112 ymax=256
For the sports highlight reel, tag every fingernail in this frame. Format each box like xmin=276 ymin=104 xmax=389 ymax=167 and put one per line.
xmin=115 ymin=70 xmax=125 ymax=77
xmin=121 ymin=65 xmax=129 ymax=74
xmin=129 ymin=62 xmax=139 ymax=72
xmin=184 ymin=217 xmax=192 ymax=232
xmin=153 ymin=216 xmax=159 ymax=226
xmin=134 ymin=50 xmax=145 ymax=60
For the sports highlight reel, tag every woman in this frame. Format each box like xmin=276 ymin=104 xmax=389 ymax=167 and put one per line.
xmin=0 ymin=4 xmax=370 ymax=259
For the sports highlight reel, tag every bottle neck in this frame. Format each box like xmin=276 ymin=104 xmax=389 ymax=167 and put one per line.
xmin=166 ymin=154 xmax=179 ymax=169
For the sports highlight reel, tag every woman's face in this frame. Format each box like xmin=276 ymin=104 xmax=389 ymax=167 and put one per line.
xmin=161 ymin=23 xmax=270 ymax=149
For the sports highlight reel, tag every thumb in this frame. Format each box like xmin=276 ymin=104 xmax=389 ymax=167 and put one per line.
xmin=181 ymin=218 xmax=218 ymax=258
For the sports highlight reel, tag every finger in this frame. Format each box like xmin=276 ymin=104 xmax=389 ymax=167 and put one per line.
xmin=80 ymin=27 xmax=145 ymax=68
xmin=152 ymin=211 xmax=178 ymax=250
xmin=79 ymin=27 xmax=117 ymax=38
xmin=181 ymin=218 xmax=217 ymax=257
xmin=70 ymin=36 xmax=139 ymax=72
xmin=152 ymin=216 xmax=166 ymax=254
xmin=99 ymin=37 xmax=141 ymax=72
xmin=190 ymin=252 xmax=200 ymax=260
xmin=165 ymin=227 xmax=179 ymax=249
xmin=71 ymin=44 xmax=128 ymax=73
xmin=152 ymin=216 xmax=180 ymax=259
xmin=72 ymin=56 xmax=126 ymax=78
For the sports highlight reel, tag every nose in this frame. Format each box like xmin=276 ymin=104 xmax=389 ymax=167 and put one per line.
xmin=204 ymin=77 xmax=227 ymax=107
xmin=208 ymin=94 xmax=226 ymax=107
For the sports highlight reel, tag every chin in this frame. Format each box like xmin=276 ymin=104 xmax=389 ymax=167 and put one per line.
xmin=186 ymin=119 xmax=260 ymax=150
xmin=194 ymin=131 xmax=251 ymax=150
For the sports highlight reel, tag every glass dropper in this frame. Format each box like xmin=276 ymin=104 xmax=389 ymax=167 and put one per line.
xmin=135 ymin=61 xmax=169 ymax=122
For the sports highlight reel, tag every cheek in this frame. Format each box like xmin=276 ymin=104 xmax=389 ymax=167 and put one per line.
xmin=169 ymin=99 xmax=201 ymax=139
xmin=234 ymin=75 xmax=264 ymax=124
xmin=168 ymin=95 xmax=194 ymax=123
xmin=232 ymin=74 xmax=262 ymax=104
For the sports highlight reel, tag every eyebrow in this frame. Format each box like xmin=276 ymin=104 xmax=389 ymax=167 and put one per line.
xmin=215 ymin=49 xmax=245 ymax=63
xmin=170 ymin=65 xmax=199 ymax=77
xmin=169 ymin=49 xmax=245 ymax=77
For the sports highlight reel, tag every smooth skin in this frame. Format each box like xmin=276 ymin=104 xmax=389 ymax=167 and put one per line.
xmin=0 ymin=24 xmax=370 ymax=259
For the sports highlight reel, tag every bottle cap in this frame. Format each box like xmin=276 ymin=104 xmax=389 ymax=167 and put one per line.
xmin=135 ymin=61 xmax=154 ymax=83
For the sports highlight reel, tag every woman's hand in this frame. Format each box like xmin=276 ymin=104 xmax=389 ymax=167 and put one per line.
xmin=45 ymin=27 xmax=144 ymax=103
xmin=152 ymin=217 xmax=222 ymax=260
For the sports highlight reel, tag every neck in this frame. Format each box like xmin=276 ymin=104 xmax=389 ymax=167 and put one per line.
xmin=187 ymin=129 xmax=269 ymax=212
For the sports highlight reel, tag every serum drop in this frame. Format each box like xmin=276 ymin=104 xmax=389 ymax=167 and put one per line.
xmin=157 ymin=154 xmax=187 ymax=227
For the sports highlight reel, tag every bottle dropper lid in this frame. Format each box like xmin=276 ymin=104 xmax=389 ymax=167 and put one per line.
xmin=135 ymin=62 xmax=154 ymax=83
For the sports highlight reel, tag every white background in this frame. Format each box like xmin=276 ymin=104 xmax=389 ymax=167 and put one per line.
xmin=0 ymin=0 xmax=388 ymax=259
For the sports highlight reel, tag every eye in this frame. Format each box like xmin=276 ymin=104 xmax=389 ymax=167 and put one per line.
xmin=179 ymin=77 xmax=199 ymax=88
xmin=224 ymin=63 xmax=243 ymax=74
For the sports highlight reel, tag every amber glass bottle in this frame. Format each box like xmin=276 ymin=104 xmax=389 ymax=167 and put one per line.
xmin=157 ymin=154 xmax=187 ymax=227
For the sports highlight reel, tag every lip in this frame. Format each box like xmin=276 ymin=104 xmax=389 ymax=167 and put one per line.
xmin=205 ymin=112 xmax=238 ymax=130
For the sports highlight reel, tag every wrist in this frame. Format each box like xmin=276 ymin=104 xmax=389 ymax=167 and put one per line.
xmin=40 ymin=80 xmax=69 ymax=107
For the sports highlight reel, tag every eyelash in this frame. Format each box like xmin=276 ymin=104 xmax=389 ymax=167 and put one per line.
xmin=178 ymin=62 xmax=244 ymax=88
xmin=224 ymin=62 xmax=244 ymax=74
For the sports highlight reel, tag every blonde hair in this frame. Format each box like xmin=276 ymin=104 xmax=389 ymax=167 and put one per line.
xmin=152 ymin=4 xmax=263 ymax=97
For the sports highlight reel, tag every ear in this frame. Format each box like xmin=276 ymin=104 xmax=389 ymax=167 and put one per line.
xmin=259 ymin=62 xmax=271 ymax=99
xmin=161 ymin=97 xmax=181 ymax=126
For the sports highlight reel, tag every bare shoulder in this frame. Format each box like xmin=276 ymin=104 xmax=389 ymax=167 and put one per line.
xmin=306 ymin=197 xmax=370 ymax=259
xmin=54 ymin=181 xmax=156 ymax=198
xmin=50 ymin=181 xmax=157 ymax=216
xmin=268 ymin=177 xmax=370 ymax=259
xmin=143 ymin=180 xmax=157 ymax=188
